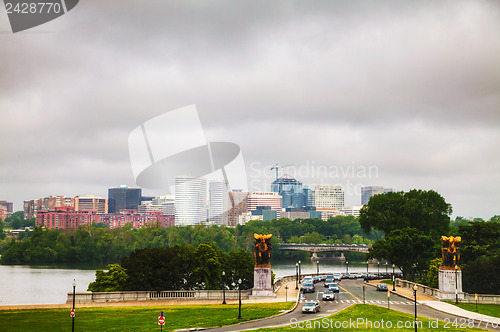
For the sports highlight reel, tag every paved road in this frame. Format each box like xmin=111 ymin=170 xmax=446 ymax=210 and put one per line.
xmin=206 ymin=278 xmax=500 ymax=331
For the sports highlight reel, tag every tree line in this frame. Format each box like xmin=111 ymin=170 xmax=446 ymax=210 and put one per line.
xmin=88 ymin=243 xmax=254 ymax=292
xmin=0 ymin=215 xmax=377 ymax=264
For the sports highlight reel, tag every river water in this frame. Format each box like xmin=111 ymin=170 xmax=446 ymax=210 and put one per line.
xmin=0 ymin=261 xmax=383 ymax=305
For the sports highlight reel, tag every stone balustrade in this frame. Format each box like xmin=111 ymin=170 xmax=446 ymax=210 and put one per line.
xmin=67 ymin=289 xmax=251 ymax=304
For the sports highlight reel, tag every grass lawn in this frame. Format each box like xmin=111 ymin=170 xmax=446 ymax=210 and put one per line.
xmin=0 ymin=302 xmax=293 ymax=332
xmin=448 ymin=302 xmax=500 ymax=318
xmin=256 ymin=304 xmax=487 ymax=331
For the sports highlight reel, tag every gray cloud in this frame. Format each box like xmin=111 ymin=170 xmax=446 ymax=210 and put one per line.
xmin=0 ymin=0 xmax=499 ymax=219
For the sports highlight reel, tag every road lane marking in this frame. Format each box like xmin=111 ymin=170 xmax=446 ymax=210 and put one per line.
xmin=339 ymin=284 xmax=361 ymax=301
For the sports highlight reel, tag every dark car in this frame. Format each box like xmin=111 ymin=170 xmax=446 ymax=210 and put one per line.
xmin=376 ymin=283 xmax=388 ymax=291
xmin=364 ymin=274 xmax=378 ymax=281
xmin=301 ymin=282 xmax=315 ymax=293
xmin=324 ymin=278 xmax=333 ymax=288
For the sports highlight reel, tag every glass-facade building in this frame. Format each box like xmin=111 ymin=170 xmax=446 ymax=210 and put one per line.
xmin=271 ymin=177 xmax=306 ymax=208
xmin=108 ymin=186 xmax=142 ymax=213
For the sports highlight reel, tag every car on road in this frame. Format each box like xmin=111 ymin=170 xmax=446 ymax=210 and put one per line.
xmin=322 ymin=290 xmax=335 ymax=301
xmin=302 ymin=277 xmax=314 ymax=284
xmin=364 ymin=274 xmax=378 ymax=281
xmin=333 ymin=273 xmax=341 ymax=281
xmin=376 ymin=283 xmax=388 ymax=291
xmin=328 ymin=282 xmax=340 ymax=293
xmin=313 ymin=276 xmax=323 ymax=283
xmin=302 ymin=301 xmax=321 ymax=313
xmin=301 ymin=282 xmax=315 ymax=293
xmin=356 ymin=273 xmax=364 ymax=279
xmin=349 ymin=273 xmax=357 ymax=279
xmin=324 ymin=278 xmax=333 ymax=288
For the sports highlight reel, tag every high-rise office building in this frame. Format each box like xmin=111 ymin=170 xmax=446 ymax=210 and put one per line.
xmin=108 ymin=186 xmax=142 ymax=213
xmin=247 ymin=192 xmax=282 ymax=219
xmin=313 ymin=185 xmax=344 ymax=211
xmin=23 ymin=196 xmax=74 ymax=219
xmin=74 ymin=196 xmax=108 ymax=214
xmin=303 ymin=186 xmax=314 ymax=207
xmin=361 ymin=186 xmax=393 ymax=205
xmin=209 ymin=180 xmax=228 ymax=225
xmin=271 ymin=176 xmax=305 ymax=208
xmin=0 ymin=201 xmax=13 ymax=214
xmin=175 ymin=176 xmax=207 ymax=226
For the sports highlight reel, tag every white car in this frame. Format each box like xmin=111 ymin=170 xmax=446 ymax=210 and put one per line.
xmin=322 ymin=290 xmax=335 ymax=301
xmin=302 ymin=301 xmax=321 ymax=313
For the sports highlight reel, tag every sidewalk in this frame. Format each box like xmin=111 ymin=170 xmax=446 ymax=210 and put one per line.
xmin=367 ymin=280 xmax=499 ymax=322
xmin=421 ymin=301 xmax=499 ymax=322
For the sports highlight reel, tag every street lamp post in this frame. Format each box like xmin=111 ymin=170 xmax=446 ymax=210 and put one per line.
xmin=316 ymin=261 xmax=319 ymax=276
xmin=72 ymin=279 xmax=76 ymax=332
xmin=377 ymin=261 xmax=380 ymax=277
xmin=222 ymin=271 xmax=226 ymax=304
xmin=295 ymin=262 xmax=299 ymax=289
xmin=238 ymin=278 xmax=242 ymax=319
xmin=366 ymin=261 xmax=369 ymax=274
xmin=392 ymin=264 xmax=396 ymax=291
xmin=298 ymin=260 xmax=301 ymax=282
xmin=285 ymin=285 xmax=289 ymax=302
xmin=385 ymin=262 xmax=388 ymax=275
xmin=455 ymin=265 xmax=458 ymax=304
xmin=413 ymin=285 xmax=418 ymax=332
xmin=346 ymin=261 xmax=349 ymax=274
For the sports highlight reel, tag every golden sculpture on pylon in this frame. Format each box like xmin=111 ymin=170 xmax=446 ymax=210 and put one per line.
xmin=441 ymin=236 xmax=461 ymax=269
xmin=254 ymin=234 xmax=272 ymax=268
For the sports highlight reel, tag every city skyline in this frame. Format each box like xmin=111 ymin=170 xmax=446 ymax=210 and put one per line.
xmin=1 ymin=1 xmax=499 ymax=220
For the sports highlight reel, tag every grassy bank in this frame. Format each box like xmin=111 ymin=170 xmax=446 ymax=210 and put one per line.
xmin=256 ymin=304 xmax=487 ymax=331
xmin=448 ymin=302 xmax=500 ymax=318
xmin=0 ymin=302 xmax=293 ymax=332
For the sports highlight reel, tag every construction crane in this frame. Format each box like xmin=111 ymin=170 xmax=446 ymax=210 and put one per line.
xmin=270 ymin=163 xmax=294 ymax=180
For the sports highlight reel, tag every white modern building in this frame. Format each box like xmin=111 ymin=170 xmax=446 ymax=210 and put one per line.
xmin=342 ymin=205 xmax=364 ymax=217
xmin=313 ymin=185 xmax=344 ymax=211
xmin=153 ymin=195 xmax=175 ymax=216
xmin=175 ymin=176 xmax=207 ymax=225
xmin=209 ymin=180 xmax=229 ymax=225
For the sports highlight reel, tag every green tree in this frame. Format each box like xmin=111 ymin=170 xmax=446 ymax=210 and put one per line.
xmin=226 ymin=249 xmax=254 ymax=290
xmin=194 ymin=243 xmax=224 ymax=290
xmin=458 ymin=221 xmax=500 ymax=294
xmin=359 ymin=189 xmax=451 ymax=240
xmin=368 ymin=227 xmax=436 ymax=280
xmin=88 ymin=264 xmax=128 ymax=292
xmin=422 ymin=258 xmax=442 ymax=288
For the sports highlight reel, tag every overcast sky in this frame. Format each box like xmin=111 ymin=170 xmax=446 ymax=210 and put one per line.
xmin=1 ymin=0 xmax=499 ymax=219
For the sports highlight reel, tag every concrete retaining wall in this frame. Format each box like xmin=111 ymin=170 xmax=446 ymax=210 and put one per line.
xmin=67 ymin=290 xmax=251 ymax=304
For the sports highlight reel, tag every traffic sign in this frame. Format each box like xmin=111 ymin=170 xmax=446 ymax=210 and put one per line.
xmin=70 ymin=309 xmax=75 ymax=318
xmin=158 ymin=316 xmax=165 ymax=325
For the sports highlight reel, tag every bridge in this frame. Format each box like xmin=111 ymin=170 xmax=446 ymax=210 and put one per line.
xmin=279 ymin=243 xmax=371 ymax=253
